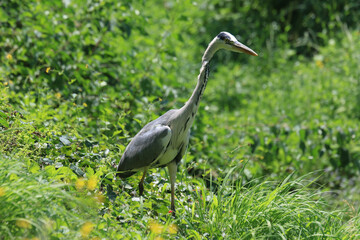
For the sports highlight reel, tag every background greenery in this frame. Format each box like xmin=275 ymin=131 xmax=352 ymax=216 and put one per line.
xmin=1 ymin=0 xmax=360 ymax=239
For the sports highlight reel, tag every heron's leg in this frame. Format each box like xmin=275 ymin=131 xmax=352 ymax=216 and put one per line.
xmin=139 ymin=168 xmax=148 ymax=196
xmin=167 ymin=161 xmax=177 ymax=216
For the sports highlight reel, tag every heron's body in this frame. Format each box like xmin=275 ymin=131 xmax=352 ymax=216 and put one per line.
xmin=117 ymin=32 xmax=257 ymax=215
xmin=117 ymin=109 xmax=189 ymax=174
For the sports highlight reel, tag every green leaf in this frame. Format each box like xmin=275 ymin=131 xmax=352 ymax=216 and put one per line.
xmin=0 ymin=117 xmax=9 ymax=128
xmin=0 ymin=111 xmax=6 ymax=119
xmin=70 ymin=164 xmax=85 ymax=177
xmin=59 ymin=136 xmax=71 ymax=146
xmin=86 ymin=167 xmax=94 ymax=177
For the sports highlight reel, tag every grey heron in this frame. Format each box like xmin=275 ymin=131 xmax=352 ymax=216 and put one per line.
xmin=117 ymin=32 xmax=257 ymax=215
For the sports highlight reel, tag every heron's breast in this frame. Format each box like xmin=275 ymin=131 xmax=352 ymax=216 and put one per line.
xmin=155 ymin=128 xmax=189 ymax=167
xmin=156 ymin=146 xmax=179 ymax=166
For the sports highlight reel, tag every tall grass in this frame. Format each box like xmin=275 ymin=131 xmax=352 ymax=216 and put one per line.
xmin=0 ymin=155 xmax=99 ymax=239
xmin=175 ymin=170 xmax=360 ymax=239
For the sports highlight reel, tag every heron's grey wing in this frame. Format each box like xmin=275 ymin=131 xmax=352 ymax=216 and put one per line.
xmin=117 ymin=124 xmax=172 ymax=172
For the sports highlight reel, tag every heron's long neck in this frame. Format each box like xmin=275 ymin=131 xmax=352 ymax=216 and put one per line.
xmin=185 ymin=62 xmax=210 ymax=112
xmin=180 ymin=40 xmax=218 ymax=119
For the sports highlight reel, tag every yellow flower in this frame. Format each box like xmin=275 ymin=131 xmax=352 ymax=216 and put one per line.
xmin=16 ymin=219 xmax=31 ymax=229
xmin=87 ymin=176 xmax=97 ymax=191
xmin=75 ymin=178 xmax=86 ymax=190
xmin=0 ymin=187 xmax=6 ymax=197
xmin=6 ymin=53 xmax=12 ymax=60
xmin=83 ymin=102 xmax=88 ymax=107
xmin=154 ymin=237 xmax=164 ymax=240
xmin=315 ymin=60 xmax=324 ymax=69
xmin=167 ymin=223 xmax=178 ymax=234
xmin=80 ymin=222 xmax=94 ymax=238
xmin=46 ymin=67 xmax=51 ymax=73
xmin=55 ymin=92 xmax=61 ymax=99
xmin=149 ymin=221 xmax=164 ymax=234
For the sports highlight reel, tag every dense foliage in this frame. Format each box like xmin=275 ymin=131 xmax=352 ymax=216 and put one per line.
xmin=1 ymin=0 xmax=359 ymax=239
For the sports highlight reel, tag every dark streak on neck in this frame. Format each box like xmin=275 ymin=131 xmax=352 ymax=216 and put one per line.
xmin=195 ymin=63 xmax=210 ymax=107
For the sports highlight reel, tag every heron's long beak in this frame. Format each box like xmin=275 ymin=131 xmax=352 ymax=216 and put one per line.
xmin=232 ymin=41 xmax=258 ymax=56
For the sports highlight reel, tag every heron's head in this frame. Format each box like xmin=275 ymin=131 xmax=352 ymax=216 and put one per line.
xmin=215 ymin=32 xmax=258 ymax=56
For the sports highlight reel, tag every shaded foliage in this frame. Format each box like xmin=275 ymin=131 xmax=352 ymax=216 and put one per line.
xmin=205 ymin=0 xmax=360 ymax=55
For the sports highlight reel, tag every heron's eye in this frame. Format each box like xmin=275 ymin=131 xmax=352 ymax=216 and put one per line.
xmin=224 ymin=38 xmax=231 ymax=44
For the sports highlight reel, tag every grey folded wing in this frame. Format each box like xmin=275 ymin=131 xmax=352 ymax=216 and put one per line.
xmin=117 ymin=124 xmax=172 ymax=172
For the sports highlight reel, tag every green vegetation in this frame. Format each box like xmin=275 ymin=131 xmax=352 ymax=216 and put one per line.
xmin=1 ymin=0 xmax=359 ymax=239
